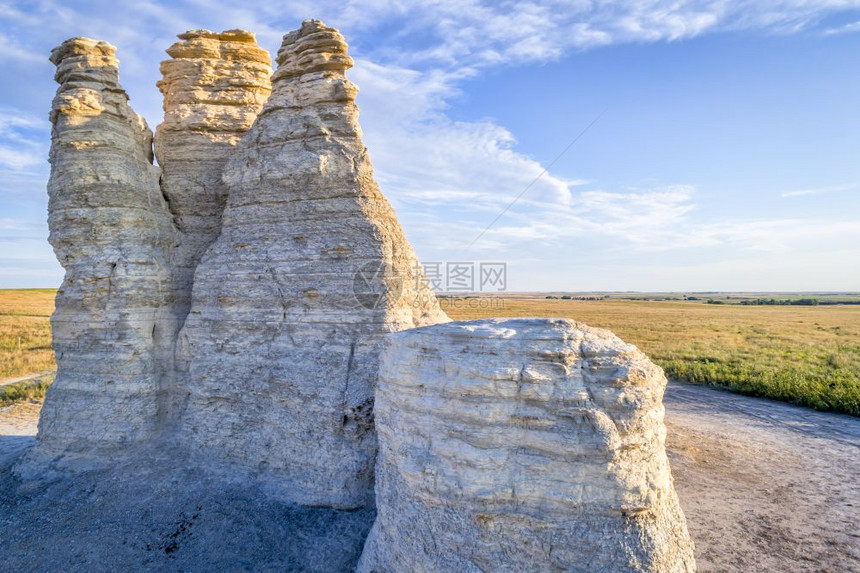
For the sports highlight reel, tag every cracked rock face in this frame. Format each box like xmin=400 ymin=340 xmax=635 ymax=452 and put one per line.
xmin=359 ymin=318 xmax=696 ymax=572
xmin=176 ymin=20 xmax=448 ymax=508
xmin=31 ymin=38 xmax=179 ymax=462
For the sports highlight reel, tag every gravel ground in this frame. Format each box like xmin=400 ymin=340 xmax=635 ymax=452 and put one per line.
xmin=1 ymin=383 xmax=858 ymax=572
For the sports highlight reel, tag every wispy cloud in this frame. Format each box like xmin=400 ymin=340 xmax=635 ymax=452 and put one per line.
xmin=0 ymin=146 xmax=43 ymax=170
xmin=0 ymin=217 xmax=47 ymax=235
xmin=0 ymin=108 xmax=48 ymax=172
xmin=824 ymin=20 xmax=860 ymax=35
xmin=781 ymin=183 xmax=856 ymax=198
xmin=322 ymin=0 xmax=860 ymax=70
xmin=0 ymin=33 xmax=49 ymax=64
xmin=0 ymin=111 xmax=44 ymax=132
xmin=351 ymin=57 xmax=576 ymax=221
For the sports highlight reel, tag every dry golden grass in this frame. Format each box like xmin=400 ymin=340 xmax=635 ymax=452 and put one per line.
xmin=0 ymin=289 xmax=56 ymax=381
xmin=444 ymin=296 xmax=860 ymax=415
xmin=1 ymin=289 xmax=858 ymax=414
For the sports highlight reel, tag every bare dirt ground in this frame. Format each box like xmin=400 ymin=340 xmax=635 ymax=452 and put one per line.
xmin=664 ymin=382 xmax=859 ymax=572
xmin=0 ymin=401 xmax=41 ymax=468
xmin=1 ymin=383 xmax=858 ymax=572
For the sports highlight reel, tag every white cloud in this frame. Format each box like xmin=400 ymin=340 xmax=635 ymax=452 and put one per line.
xmin=0 ymin=217 xmax=44 ymax=233
xmin=0 ymin=108 xmax=48 ymax=174
xmin=320 ymin=0 xmax=860 ymax=70
xmin=5 ymin=1 xmax=858 ymax=74
xmin=781 ymin=183 xmax=857 ymax=198
xmin=454 ymin=184 xmax=698 ymax=253
xmin=0 ymin=33 xmax=48 ymax=64
xmin=824 ymin=20 xmax=860 ymax=35
xmin=0 ymin=146 xmax=43 ymax=170
xmin=351 ymin=58 xmax=576 ymax=222
xmin=0 ymin=110 xmax=44 ymax=133
xmin=575 ymin=186 xmax=696 ymax=235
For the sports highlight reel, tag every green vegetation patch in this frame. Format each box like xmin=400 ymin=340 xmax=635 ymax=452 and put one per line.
xmin=659 ymin=355 xmax=860 ymax=415
xmin=0 ymin=377 xmax=53 ymax=407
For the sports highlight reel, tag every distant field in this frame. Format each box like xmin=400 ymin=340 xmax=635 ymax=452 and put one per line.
xmin=445 ymin=296 xmax=860 ymax=416
xmin=0 ymin=289 xmax=55 ymax=381
xmin=1 ymin=289 xmax=859 ymax=415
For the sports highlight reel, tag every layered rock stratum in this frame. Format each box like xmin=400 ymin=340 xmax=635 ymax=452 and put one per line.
xmin=177 ymin=20 xmax=448 ymax=508
xmin=359 ymin=318 xmax=696 ymax=572
xmin=29 ymin=21 xmax=448 ymax=508
xmin=26 ymin=31 xmax=274 ymax=470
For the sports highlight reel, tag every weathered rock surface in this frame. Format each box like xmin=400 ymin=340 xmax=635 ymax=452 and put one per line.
xmin=359 ymin=318 xmax=696 ymax=572
xmin=28 ymin=38 xmax=178 ymax=464
xmin=176 ymin=20 xmax=448 ymax=508
xmin=152 ymin=29 xmax=272 ymax=426
xmin=155 ymin=29 xmax=271 ymax=320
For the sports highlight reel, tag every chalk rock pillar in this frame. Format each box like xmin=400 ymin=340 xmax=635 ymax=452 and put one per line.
xmin=153 ymin=30 xmax=272 ymax=422
xmin=155 ymin=29 xmax=272 ymax=318
xmin=177 ymin=20 xmax=448 ymax=508
xmin=359 ymin=318 xmax=696 ymax=572
xmin=35 ymin=38 xmax=178 ymax=457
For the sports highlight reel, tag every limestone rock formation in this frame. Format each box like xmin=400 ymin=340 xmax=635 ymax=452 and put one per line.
xmin=155 ymin=29 xmax=271 ymax=319
xmin=34 ymin=38 xmax=178 ymax=458
xmin=24 ymin=23 xmax=695 ymax=572
xmin=176 ymin=20 xmax=448 ymax=508
xmin=153 ymin=29 xmax=272 ymax=424
xmin=359 ymin=318 xmax=696 ymax=572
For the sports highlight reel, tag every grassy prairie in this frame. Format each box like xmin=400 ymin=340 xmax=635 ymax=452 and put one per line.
xmin=444 ymin=296 xmax=860 ymax=416
xmin=0 ymin=289 xmax=56 ymax=381
xmin=1 ymin=289 xmax=858 ymax=415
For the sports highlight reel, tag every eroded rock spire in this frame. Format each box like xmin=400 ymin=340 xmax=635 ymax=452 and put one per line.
xmin=153 ymin=29 xmax=272 ymax=424
xmin=28 ymin=38 xmax=178 ymax=465
xmin=177 ymin=20 xmax=448 ymax=508
xmin=155 ymin=29 xmax=272 ymax=314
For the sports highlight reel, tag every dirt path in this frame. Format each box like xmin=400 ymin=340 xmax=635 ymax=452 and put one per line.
xmin=664 ymin=382 xmax=859 ymax=572
xmin=0 ymin=401 xmax=40 ymax=469
xmin=1 ymin=384 xmax=858 ymax=572
xmin=0 ymin=371 xmax=55 ymax=387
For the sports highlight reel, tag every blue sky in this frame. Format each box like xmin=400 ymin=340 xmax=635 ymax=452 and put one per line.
xmin=1 ymin=0 xmax=860 ymax=291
